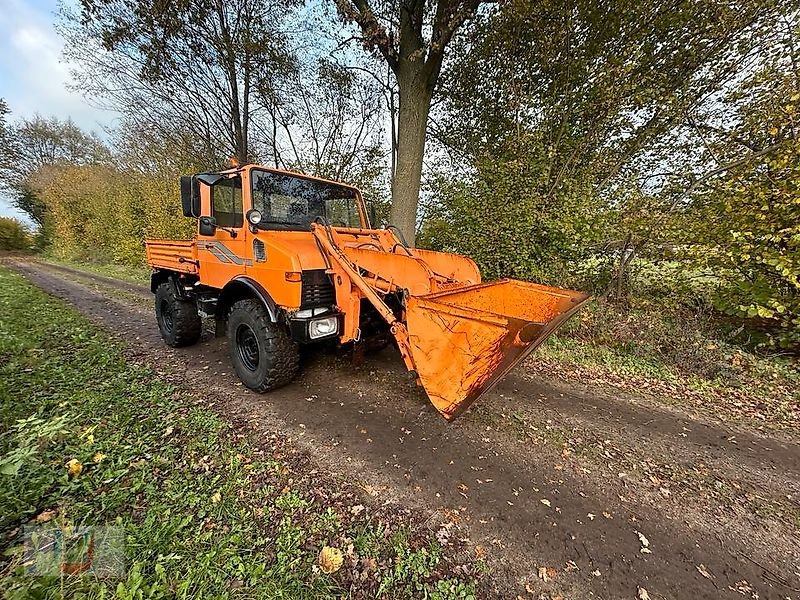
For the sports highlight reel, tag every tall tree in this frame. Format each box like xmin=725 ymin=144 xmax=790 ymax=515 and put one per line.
xmin=335 ymin=0 xmax=489 ymax=243
xmin=423 ymin=0 xmax=790 ymax=284
xmin=0 ymin=114 xmax=108 ymax=226
xmin=65 ymin=0 xmax=297 ymax=165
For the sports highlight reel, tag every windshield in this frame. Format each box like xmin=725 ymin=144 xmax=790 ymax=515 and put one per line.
xmin=250 ymin=169 xmax=363 ymax=230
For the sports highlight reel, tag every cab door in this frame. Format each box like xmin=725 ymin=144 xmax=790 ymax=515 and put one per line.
xmin=197 ymin=174 xmax=250 ymax=290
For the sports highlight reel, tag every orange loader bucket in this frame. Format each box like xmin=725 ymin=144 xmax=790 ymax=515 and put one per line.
xmin=405 ymin=280 xmax=590 ymax=421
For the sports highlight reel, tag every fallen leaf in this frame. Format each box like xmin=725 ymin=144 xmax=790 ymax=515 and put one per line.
xmin=66 ymin=459 xmax=82 ymax=478
xmin=537 ymin=566 xmax=551 ymax=582
xmin=319 ymin=546 xmax=343 ymax=574
xmin=34 ymin=510 xmax=57 ymax=523
xmin=696 ymin=563 xmax=714 ymax=579
xmin=591 ymin=569 xmax=601 ymax=577
xmin=474 ymin=545 xmax=486 ymax=560
xmin=540 ymin=499 xmax=551 ymax=507
xmin=92 ymin=452 xmax=106 ymax=463
xmin=637 ymin=586 xmax=651 ymax=600
xmin=587 ymin=513 xmax=595 ymax=520
xmin=636 ymin=530 xmax=651 ymax=553
xmin=211 ymin=492 xmax=222 ymax=504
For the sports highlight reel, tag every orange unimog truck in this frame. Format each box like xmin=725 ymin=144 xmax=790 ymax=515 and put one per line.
xmin=145 ymin=164 xmax=590 ymax=421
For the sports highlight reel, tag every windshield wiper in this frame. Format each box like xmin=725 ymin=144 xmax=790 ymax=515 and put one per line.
xmin=259 ymin=219 xmax=303 ymax=226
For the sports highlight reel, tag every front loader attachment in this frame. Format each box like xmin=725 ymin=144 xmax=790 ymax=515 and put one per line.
xmin=309 ymin=224 xmax=590 ymax=422
xmin=405 ymin=280 xmax=590 ymax=421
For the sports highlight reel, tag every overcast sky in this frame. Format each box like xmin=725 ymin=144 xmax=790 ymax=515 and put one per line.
xmin=0 ymin=0 xmax=118 ymax=224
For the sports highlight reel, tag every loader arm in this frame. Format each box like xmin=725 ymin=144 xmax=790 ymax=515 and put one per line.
xmin=311 ymin=223 xmax=591 ymax=421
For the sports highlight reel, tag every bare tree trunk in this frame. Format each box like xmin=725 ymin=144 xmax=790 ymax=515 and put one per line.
xmin=390 ymin=78 xmax=432 ymax=245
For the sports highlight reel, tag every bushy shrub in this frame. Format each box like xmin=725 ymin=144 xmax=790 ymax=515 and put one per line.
xmin=0 ymin=217 xmax=31 ymax=251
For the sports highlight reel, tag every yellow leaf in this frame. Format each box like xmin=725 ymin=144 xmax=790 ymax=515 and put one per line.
xmin=211 ymin=492 xmax=222 ymax=504
xmin=319 ymin=546 xmax=343 ymax=574
xmin=66 ymin=459 xmax=83 ymax=478
xmin=92 ymin=452 xmax=106 ymax=463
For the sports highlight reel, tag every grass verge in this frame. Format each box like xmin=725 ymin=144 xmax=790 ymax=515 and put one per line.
xmin=0 ymin=266 xmax=479 ymax=599
xmin=533 ymin=301 xmax=799 ymax=430
xmin=41 ymin=256 xmax=151 ymax=286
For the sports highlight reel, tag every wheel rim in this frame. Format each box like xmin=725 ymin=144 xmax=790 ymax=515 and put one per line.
xmin=160 ymin=300 xmax=174 ymax=334
xmin=236 ymin=324 xmax=260 ymax=371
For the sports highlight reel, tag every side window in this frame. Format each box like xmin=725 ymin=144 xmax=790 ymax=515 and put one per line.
xmin=212 ymin=176 xmax=243 ymax=228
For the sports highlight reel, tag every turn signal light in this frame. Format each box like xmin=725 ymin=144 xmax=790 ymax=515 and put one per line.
xmin=285 ymin=271 xmax=302 ymax=282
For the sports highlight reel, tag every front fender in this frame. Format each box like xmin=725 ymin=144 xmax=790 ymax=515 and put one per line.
xmin=217 ymin=276 xmax=280 ymax=322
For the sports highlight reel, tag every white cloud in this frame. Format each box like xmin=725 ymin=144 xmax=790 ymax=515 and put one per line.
xmin=0 ymin=0 xmax=119 ymax=134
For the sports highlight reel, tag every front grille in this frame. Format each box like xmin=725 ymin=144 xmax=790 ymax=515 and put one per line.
xmin=301 ymin=269 xmax=335 ymax=308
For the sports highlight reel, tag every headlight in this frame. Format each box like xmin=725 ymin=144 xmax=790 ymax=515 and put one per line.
xmin=246 ymin=209 xmax=263 ymax=225
xmin=308 ymin=316 xmax=338 ymax=339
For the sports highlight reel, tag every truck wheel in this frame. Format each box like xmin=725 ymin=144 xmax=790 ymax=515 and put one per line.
xmin=228 ymin=299 xmax=299 ymax=392
xmin=155 ymin=282 xmax=201 ymax=347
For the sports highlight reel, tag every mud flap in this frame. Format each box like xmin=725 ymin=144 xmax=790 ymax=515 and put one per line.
xmin=405 ymin=280 xmax=591 ymax=421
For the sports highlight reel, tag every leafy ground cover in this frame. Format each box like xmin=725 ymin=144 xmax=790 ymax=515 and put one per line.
xmin=0 ymin=266 xmax=480 ymax=599
xmin=534 ymin=301 xmax=800 ymax=430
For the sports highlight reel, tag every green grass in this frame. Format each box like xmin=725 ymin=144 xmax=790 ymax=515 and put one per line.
xmin=0 ymin=267 xmax=478 ymax=599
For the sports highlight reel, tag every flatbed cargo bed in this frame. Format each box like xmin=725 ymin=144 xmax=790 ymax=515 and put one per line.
xmin=145 ymin=239 xmax=197 ymax=274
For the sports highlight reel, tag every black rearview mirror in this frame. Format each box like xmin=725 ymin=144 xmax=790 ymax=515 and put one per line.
xmin=199 ymin=216 xmax=217 ymax=236
xmin=180 ymin=176 xmax=201 ymax=218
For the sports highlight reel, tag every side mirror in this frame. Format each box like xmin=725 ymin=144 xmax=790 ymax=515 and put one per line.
xmin=367 ymin=202 xmax=377 ymax=228
xmin=199 ymin=216 xmax=217 ymax=236
xmin=180 ymin=176 xmax=201 ymax=218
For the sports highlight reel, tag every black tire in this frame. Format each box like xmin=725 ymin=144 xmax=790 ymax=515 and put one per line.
xmin=228 ymin=299 xmax=299 ymax=392
xmin=155 ymin=282 xmax=201 ymax=347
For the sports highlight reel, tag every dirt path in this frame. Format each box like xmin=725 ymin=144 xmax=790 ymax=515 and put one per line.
xmin=7 ymin=258 xmax=800 ymax=600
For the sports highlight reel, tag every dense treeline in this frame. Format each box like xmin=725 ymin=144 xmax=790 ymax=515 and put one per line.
xmin=0 ymin=0 xmax=797 ymax=349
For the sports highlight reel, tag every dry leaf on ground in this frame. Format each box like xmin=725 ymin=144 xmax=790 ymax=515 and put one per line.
xmin=637 ymin=586 xmax=651 ymax=600
xmin=319 ymin=546 xmax=344 ymax=574
xmin=66 ymin=459 xmax=82 ymax=478
xmin=696 ymin=563 xmax=714 ymax=579
xmin=636 ymin=530 xmax=652 ymax=553
xmin=34 ymin=510 xmax=57 ymax=523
